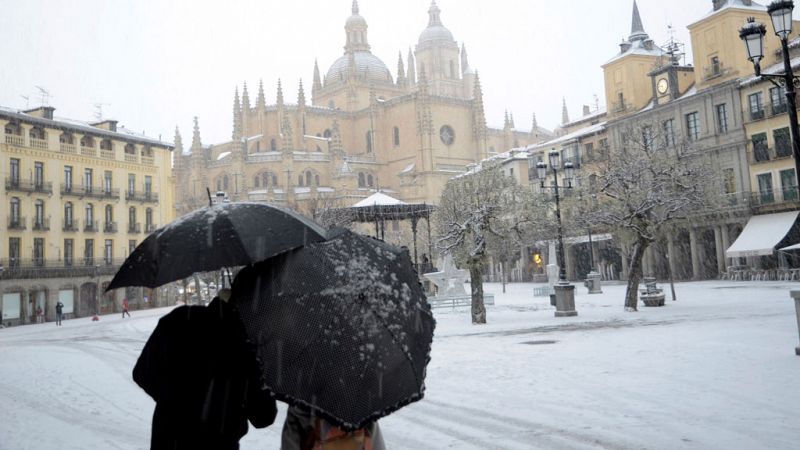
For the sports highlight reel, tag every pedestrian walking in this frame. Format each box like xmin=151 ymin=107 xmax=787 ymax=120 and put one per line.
xmin=35 ymin=305 xmax=44 ymax=324
xmin=122 ymin=298 xmax=131 ymax=318
xmin=133 ymin=288 xmax=277 ymax=449
xmin=55 ymin=301 xmax=64 ymax=326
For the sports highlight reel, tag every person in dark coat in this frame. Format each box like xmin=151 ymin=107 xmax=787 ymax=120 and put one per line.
xmin=133 ymin=289 xmax=277 ymax=450
xmin=55 ymin=301 xmax=64 ymax=326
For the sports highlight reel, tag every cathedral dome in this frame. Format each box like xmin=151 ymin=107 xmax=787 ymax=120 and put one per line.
xmin=418 ymin=1 xmax=455 ymax=46
xmin=326 ymin=51 xmax=393 ymax=84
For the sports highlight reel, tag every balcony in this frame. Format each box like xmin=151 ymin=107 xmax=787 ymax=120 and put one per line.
xmin=748 ymin=144 xmax=794 ymax=164
xmin=0 ymin=257 xmax=126 ymax=280
xmin=60 ymin=184 xmax=120 ymax=200
xmin=124 ymin=153 xmax=138 ymax=163
xmin=84 ymin=220 xmax=99 ymax=233
xmin=60 ymin=142 xmax=77 ymax=154
xmin=141 ymin=155 xmax=154 ymax=165
xmin=30 ymin=137 xmax=48 ymax=150
xmin=8 ymin=216 xmax=26 ymax=230
xmin=80 ymin=146 xmax=97 ymax=157
xmin=771 ymin=102 xmax=788 ymax=116
xmin=145 ymin=223 xmax=158 ymax=233
xmin=103 ymin=222 xmax=118 ymax=233
xmin=5 ymin=134 xmax=24 ymax=146
xmin=100 ymin=149 xmax=115 ymax=160
xmin=5 ymin=178 xmax=53 ymax=195
xmin=63 ymin=219 xmax=80 ymax=232
xmin=125 ymin=190 xmax=159 ymax=203
xmin=749 ymin=109 xmax=765 ymax=121
xmin=32 ymin=218 xmax=50 ymax=232
xmin=752 ymin=186 xmax=800 ymax=208
xmin=128 ymin=223 xmax=141 ymax=234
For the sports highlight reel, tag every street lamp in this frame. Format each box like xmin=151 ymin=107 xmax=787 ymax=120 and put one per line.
xmin=536 ymin=150 xmax=578 ymax=317
xmin=740 ymin=3 xmax=800 ymax=191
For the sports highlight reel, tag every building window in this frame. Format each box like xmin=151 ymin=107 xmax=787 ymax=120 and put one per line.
xmin=774 ymin=127 xmax=791 ymax=157
xmin=10 ymin=197 xmax=20 ymax=225
xmin=64 ymin=239 xmax=74 ymax=266
xmin=9 ymin=237 xmax=20 ymax=266
xmin=81 ymin=135 xmax=95 ymax=148
xmin=144 ymin=176 xmax=152 ymax=197
xmin=663 ymin=119 xmax=675 ymax=147
xmin=105 ymin=204 xmax=114 ymax=227
xmin=129 ymin=240 xmax=137 ymax=255
xmin=105 ymin=240 xmax=113 ymax=265
xmin=439 ymin=125 xmax=455 ymax=145
xmin=771 ymin=86 xmax=787 ymax=114
xmin=393 ymin=127 xmax=400 ymax=146
xmin=128 ymin=174 xmax=135 ymax=195
xmin=64 ymin=166 xmax=72 ymax=192
xmin=270 ymin=138 xmax=277 ymax=151
xmin=129 ymin=207 xmax=137 ymax=227
xmin=716 ymin=104 xmax=728 ymax=133
xmin=85 ymin=203 xmax=94 ymax=228
xmin=84 ymin=239 xmax=94 ymax=266
xmin=358 ymin=173 xmax=365 ymax=188
xmin=367 ymin=174 xmax=374 ymax=187
xmin=752 ymin=133 xmax=769 ymax=162
xmin=780 ymin=169 xmax=798 ymax=201
xmin=757 ymin=173 xmax=775 ymax=204
xmin=723 ymin=168 xmax=736 ymax=195
xmin=710 ymin=56 xmax=721 ymax=76
xmin=60 ymin=132 xmax=74 ymax=144
xmin=146 ymin=208 xmax=153 ymax=231
xmin=85 ymin=168 xmax=93 ymax=193
xmin=366 ymin=131 xmax=373 ymax=153
xmin=323 ymin=129 xmax=332 ymax=138
xmin=100 ymin=138 xmax=113 ymax=151
xmin=748 ymin=92 xmax=764 ymax=120
xmin=305 ymin=171 xmax=312 ymax=186
xmin=33 ymin=238 xmax=44 ymax=267
xmin=10 ymin=158 xmax=20 ymax=186
xmin=685 ymin=112 xmax=700 ymax=141
xmin=64 ymin=202 xmax=73 ymax=228
xmin=34 ymin=162 xmax=44 ymax=189
xmin=584 ymin=142 xmax=594 ymax=161
xmin=34 ymin=200 xmax=44 ymax=228
xmin=124 ymin=143 xmax=136 ymax=155
xmin=223 ymin=175 xmax=229 ymax=190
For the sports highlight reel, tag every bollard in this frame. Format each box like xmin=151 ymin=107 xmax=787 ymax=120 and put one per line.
xmin=792 ymin=291 xmax=800 ymax=356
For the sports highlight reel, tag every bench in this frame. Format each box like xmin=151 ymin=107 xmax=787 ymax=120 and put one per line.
xmin=533 ymin=286 xmax=555 ymax=297
xmin=429 ymin=294 xmax=495 ymax=309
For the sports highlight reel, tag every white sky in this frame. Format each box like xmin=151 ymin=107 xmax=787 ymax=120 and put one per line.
xmin=0 ymin=0 xmax=739 ymax=146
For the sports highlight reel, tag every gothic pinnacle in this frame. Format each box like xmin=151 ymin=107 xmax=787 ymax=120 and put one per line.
xmin=298 ymin=79 xmax=306 ymax=106
xmin=276 ymin=79 xmax=284 ymax=107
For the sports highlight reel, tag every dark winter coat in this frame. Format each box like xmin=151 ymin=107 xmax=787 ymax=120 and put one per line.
xmin=55 ymin=302 xmax=63 ymax=314
xmin=133 ymin=299 xmax=277 ymax=450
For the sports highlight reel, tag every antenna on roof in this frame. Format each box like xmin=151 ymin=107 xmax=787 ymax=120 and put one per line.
xmin=20 ymin=95 xmax=30 ymax=108
xmin=93 ymin=102 xmax=110 ymax=121
xmin=34 ymin=86 xmax=51 ymax=106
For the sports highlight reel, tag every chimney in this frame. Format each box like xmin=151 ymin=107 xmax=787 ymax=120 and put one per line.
xmin=92 ymin=120 xmax=118 ymax=132
xmin=23 ymin=106 xmax=55 ymax=120
xmin=583 ymin=105 xmax=591 ymax=116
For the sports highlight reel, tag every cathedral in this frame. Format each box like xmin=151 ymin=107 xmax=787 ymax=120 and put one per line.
xmin=173 ymin=1 xmax=552 ymax=217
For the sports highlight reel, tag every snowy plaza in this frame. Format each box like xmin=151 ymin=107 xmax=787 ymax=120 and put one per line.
xmin=1 ymin=280 xmax=798 ymax=450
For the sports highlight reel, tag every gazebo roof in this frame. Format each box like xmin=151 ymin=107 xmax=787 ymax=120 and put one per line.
xmin=352 ymin=192 xmax=407 ymax=207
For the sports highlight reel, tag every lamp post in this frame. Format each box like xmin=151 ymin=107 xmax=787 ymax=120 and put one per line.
xmin=740 ymin=2 xmax=800 ymax=188
xmin=537 ymin=150 xmax=578 ymax=316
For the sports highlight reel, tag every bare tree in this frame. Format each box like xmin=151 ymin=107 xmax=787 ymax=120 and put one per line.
xmin=434 ymin=161 xmax=520 ymax=324
xmin=585 ymin=120 xmax=720 ymax=311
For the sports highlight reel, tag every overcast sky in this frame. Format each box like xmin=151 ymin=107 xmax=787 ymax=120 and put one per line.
xmin=0 ymin=0 xmax=749 ymax=146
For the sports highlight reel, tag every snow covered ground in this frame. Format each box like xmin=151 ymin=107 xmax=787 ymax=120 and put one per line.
xmin=1 ymin=280 xmax=799 ymax=449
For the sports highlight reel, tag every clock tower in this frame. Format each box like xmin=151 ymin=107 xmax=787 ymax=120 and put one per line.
xmin=648 ymin=39 xmax=695 ymax=106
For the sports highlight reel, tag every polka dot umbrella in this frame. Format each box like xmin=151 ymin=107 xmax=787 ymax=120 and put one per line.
xmin=231 ymin=228 xmax=436 ymax=431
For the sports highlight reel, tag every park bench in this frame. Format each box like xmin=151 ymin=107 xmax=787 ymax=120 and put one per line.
xmin=428 ymin=294 xmax=495 ymax=309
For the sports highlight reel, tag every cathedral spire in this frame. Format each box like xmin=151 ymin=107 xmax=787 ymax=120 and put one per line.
xmin=397 ymin=51 xmax=406 ymax=86
xmin=407 ymin=47 xmax=416 ymax=85
xmin=276 ymin=79 xmax=284 ymax=108
xmin=256 ymin=79 xmax=266 ymax=110
xmin=504 ymin=110 xmax=510 ymax=129
xmin=531 ymin=113 xmax=538 ymax=134
xmin=232 ymin=87 xmax=242 ymax=140
xmin=510 ymin=113 xmax=515 ymax=129
xmin=191 ymin=116 xmax=202 ymax=150
xmin=471 ymin=71 xmax=486 ymax=141
xmin=345 ymin=0 xmax=370 ymax=53
xmin=461 ymin=43 xmax=470 ymax=74
xmin=313 ymin=59 xmax=322 ymax=92
xmin=352 ymin=0 xmax=359 ymax=14
xmin=174 ymin=126 xmax=183 ymax=154
xmin=241 ymin=82 xmax=251 ymax=114
xmin=428 ymin=1 xmax=442 ymax=27
xmin=561 ymin=98 xmax=570 ymax=125
xmin=629 ymin=0 xmax=648 ymax=42
xmin=297 ymin=79 xmax=306 ymax=107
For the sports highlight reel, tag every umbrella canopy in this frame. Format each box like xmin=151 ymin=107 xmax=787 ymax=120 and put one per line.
xmin=107 ymin=202 xmax=327 ymax=291
xmin=231 ymin=228 xmax=435 ymax=431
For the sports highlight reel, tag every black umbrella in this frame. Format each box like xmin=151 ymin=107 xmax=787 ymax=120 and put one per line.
xmin=231 ymin=228 xmax=435 ymax=431
xmin=106 ymin=202 xmax=327 ymax=291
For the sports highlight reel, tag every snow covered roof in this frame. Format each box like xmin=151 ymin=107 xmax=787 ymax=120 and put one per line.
xmin=739 ymin=56 xmax=800 ymax=88
xmin=528 ymin=122 xmax=607 ymax=152
xmin=353 ymin=192 xmax=406 ymax=207
xmin=691 ymin=0 xmax=765 ymax=27
xmin=216 ymin=151 xmax=231 ymax=161
xmin=399 ymin=163 xmax=415 ymax=175
xmin=562 ymin=109 xmax=607 ymax=128
xmin=247 ymin=134 xmax=264 ymax=141
xmin=604 ymin=39 xmax=663 ymax=66
xmin=0 ymin=105 xmax=171 ymax=148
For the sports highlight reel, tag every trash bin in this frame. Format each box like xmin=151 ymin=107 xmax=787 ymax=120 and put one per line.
xmin=586 ymin=271 xmax=603 ymax=294
xmin=550 ymin=294 xmax=557 ymax=307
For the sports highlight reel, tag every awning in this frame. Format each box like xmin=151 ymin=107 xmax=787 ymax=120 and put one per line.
xmin=726 ymin=211 xmax=800 ymax=258
xmin=780 ymin=243 xmax=800 ymax=251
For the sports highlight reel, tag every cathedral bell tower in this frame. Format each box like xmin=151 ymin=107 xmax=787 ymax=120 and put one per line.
xmin=414 ymin=1 xmax=464 ymax=98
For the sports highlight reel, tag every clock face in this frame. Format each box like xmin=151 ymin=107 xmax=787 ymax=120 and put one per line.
xmin=440 ymin=125 xmax=455 ymax=146
xmin=657 ymin=78 xmax=669 ymax=95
